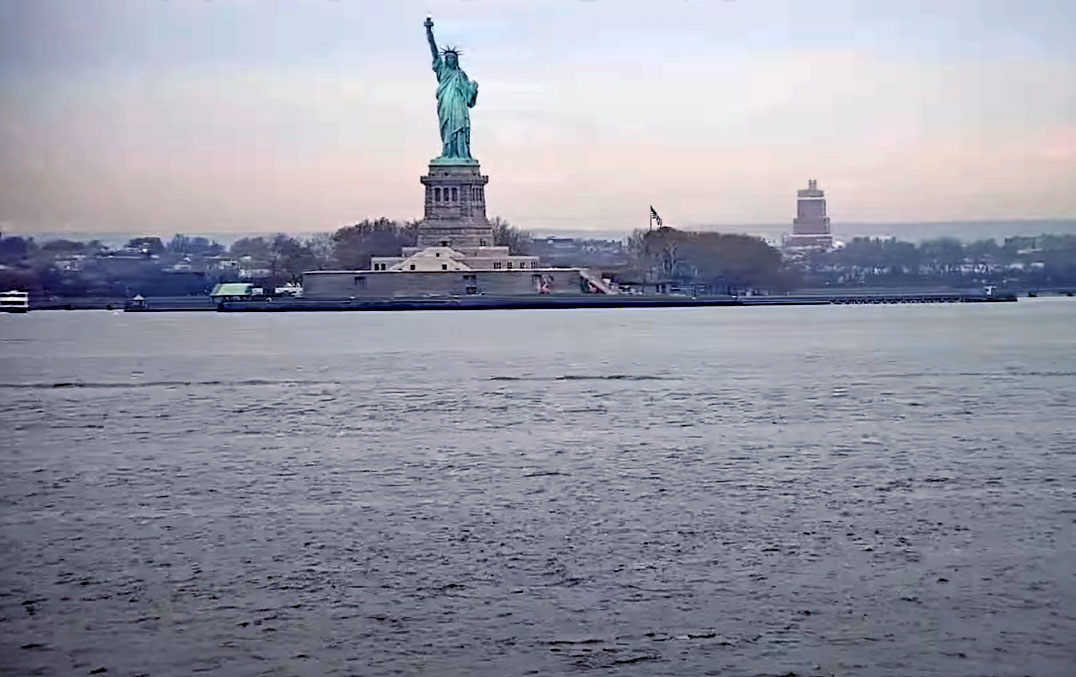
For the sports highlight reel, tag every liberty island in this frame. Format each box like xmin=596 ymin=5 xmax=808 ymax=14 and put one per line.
xmin=301 ymin=16 xmax=610 ymax=299
xmin=295 ymin=17 xmax=1009 ymax=307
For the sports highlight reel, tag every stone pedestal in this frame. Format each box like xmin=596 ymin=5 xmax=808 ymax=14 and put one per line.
xmin=418 ymin=160 xmax=494 ymax=251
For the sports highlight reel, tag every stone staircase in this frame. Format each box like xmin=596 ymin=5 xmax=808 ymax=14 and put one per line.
xmin=580 ymin=269 xmax=617 ymax=295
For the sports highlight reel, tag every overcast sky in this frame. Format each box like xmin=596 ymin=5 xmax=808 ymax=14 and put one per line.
xmin=1 ymin=0 xmax=1074 ymax=234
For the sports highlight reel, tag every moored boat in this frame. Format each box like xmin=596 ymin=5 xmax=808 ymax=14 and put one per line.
xmin=0 ymin=290 xmax=29 ymax=313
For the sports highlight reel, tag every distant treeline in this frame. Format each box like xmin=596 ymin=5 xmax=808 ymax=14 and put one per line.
xmin=0 ymin=218 xmax=529 ymax=298
xmin=794 ymin=234 xmax=1076 ymax=289
xmin=622 ymin=227 xmax=792 ymax=292
xmin=588 ymin=230 xmax=1076 ymax=292
xmin=1 ymin=225 xmax=1074 ymax=298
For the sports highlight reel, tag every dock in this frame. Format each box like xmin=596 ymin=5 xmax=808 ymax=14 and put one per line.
xmin=740 ymin=289 xmax=1019 ymax=306
xmin=206 ymin=289 xmax=1015 ymax=312
xmin=213 ymin=295 xmax=741 ymax=312
xmin=23 ymin=288 xmax=1019 ymax=312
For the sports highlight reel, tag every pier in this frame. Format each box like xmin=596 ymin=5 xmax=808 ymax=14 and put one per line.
xmin=204 ymin=288 xmax=1015 ymax=312
xmin=741 ymin=288 xmax=1018 ymax=306
xmin=21 ymin=288 xmax=1019 ymax=312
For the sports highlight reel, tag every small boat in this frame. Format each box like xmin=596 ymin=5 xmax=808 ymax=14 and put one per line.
xmin=0 ymin=290 xmax=29 ymax=313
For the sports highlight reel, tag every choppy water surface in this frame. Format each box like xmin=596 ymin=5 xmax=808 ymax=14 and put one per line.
xmin=2 ymin=301 xmax=1075 ymax=676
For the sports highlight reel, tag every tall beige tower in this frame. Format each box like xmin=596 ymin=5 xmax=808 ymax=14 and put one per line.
xmin=786 ymin=179 xmax=833 ymax=249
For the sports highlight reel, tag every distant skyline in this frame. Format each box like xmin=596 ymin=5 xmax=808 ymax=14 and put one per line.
xmin=2 ymin=0 xmax=1074 ymax=234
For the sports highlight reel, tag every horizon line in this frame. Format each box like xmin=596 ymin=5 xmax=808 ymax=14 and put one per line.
xmin=5 ymin=216 xmax=1076 ymax=237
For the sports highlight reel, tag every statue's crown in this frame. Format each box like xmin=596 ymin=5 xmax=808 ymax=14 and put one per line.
xmin=441 ymin=46 xmax=462 ymax=57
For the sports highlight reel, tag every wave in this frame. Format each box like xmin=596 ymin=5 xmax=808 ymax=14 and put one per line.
xmin=490 ymin=374 xmax=668 ymax=382
xmin=0 ymin=379 xmax=341 ymax=390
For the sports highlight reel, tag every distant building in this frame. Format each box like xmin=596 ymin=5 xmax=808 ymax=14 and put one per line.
xmin=784 ymin=179 xmax=833 ymax=250
xmin=537 ymin=236 xmax=577 ymax=251
xmin=55 ymin=255 xmax=86 ymax=272
xmin=238 ymin=267 xmax=272 ymax=280
xmin=529 ymin=237 xmax=628 ymax=268
xmin=210 ymin=258 xmax=241 ymax=271
xmin=94 ymin=252 xmax=158 ymax=274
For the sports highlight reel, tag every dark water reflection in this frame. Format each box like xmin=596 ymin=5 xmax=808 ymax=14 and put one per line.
xmin=2 ymin=301 xmax=1075 ymax=676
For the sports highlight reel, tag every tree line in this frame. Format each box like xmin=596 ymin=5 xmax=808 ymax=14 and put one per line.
xmin=2 ymin=224 xmax=1073 ymax=298
xmin=576 ymin=230 xmax=1076 ymax=292
xmin=0 ymin=217 xmax=531 ymax=297
xmin=796 ymin=235 xmax=1076 ymax=289
xmin=623 ymin=227 xmax=791 ymax=293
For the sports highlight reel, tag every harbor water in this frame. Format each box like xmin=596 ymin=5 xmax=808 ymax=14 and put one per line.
xmin=1 ymin=301 xmax=1074 ymax=676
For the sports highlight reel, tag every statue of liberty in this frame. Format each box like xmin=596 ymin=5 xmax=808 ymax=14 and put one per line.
xmin=424 ymin=16 xmax=478 ymax=163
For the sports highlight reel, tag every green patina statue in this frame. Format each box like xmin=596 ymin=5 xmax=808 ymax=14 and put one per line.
xmin=425 ymin=16 xmax=478 ymax=164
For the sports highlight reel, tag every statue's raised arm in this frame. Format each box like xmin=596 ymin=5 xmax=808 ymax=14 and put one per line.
xmin=424 ymin=16 xmax=439 ymax=63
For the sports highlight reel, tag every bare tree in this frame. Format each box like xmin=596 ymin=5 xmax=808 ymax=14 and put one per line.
xmin=490 ymin=216 xmax=532 ymax=254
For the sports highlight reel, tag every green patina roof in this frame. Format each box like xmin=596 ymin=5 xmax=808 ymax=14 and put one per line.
xmin=210 ymin=283 xmax=253 ymax=297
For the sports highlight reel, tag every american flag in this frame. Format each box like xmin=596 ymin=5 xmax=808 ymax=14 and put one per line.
xmin=650 ymin=206 xmax=663 ymax=227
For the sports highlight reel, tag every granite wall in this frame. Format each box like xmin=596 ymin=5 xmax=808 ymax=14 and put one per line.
xmin=303 ymin=269 xmax=587 ymax=299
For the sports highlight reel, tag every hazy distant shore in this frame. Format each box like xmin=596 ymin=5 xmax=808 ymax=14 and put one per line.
xmin=7 ymin=219 xmax=1076 ymax=248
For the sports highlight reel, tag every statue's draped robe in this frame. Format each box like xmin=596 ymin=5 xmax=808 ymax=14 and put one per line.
xmin=433 ymin=56 xmax=478 ymax=159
